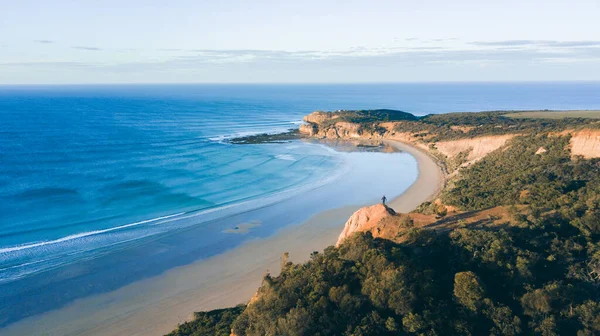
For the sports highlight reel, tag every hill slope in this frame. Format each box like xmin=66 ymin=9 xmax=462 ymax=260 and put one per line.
xmin=168 ymin=110 xmax=600 ymax=336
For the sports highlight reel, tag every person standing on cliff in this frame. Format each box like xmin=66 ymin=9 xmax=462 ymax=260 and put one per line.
xmin=381 ymin=195 xmax=387 ymax=205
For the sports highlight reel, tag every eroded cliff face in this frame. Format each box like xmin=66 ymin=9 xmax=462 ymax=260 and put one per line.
xmin=434 ymin=135 xmax=515 ymax=161
xmin=300 ymin=111 xmax=600 ymax=172
xmin=570 ymin=129 xmax=600 ymax=158
xmin=300 ymin=111 xmax=388 ymax=140
xmin=298 ymin=123 xmax=317 ymax=136
xmin=300 ymin=111 xmax=515 ymax=172
xmin=336 ymin=204 xmax=397 ymax=246
xmin=303 ymin=111 xmax=339 ymax=124
xmin=335 ymin=203 xmax=455 ymax=246
xmin=335 ymin=203 xmax=518 ymax=248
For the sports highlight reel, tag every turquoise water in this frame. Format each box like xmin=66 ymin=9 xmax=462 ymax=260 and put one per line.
xmin=1 ymin=82 xmax=600 ymax=327
xmin=0 ymin=86 xmax=344 ymax=281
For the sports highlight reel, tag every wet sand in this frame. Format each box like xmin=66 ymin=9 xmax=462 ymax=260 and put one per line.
xmin=1 ymin=140 xmax=443 ymax=336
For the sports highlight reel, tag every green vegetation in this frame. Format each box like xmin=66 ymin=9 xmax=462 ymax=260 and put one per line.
xmin=169 ymin=112 xmax=600 ymax=336
xmin=505 ymin=111 xmax=600 ymax=120
xmin=394 ymin=111 xmax=599 ymax=142
xmin=415 ymin=201 xmax=448 ymax=217
xmin=232 ymin=109 xmax=600 ymax=145
xmin=167 ymin=306 xmax=245 ymax=336
xmin=187 ymin=214 xmax=599 ymax=335
xmin=443 ymin=134 xmax=600 ymax=236
xmin=228 ymin=129 xmax=303 ymax=144
xmin=319 ymin=109 xmax=418 ymax=127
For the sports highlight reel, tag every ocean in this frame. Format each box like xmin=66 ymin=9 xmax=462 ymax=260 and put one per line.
xmin=1 ymin=82 xmax=600 ymax=327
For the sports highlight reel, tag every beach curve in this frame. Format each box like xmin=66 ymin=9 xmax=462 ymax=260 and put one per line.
xmin=384 ymin=140 xmax=445 ymax=212
xmin=0 ymin=140 xmax=444 ymax=336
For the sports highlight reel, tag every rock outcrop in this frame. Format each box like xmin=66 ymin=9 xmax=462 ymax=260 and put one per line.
xmin=303 ymin=111 xmax=339 ymax=124
xmin=336 ymin=204 xmax=397 ymax=246
xmin=300 ymin=111 xmax=392 ymax=140
xmin=300 ymin=118 xmax=375 ymax=139
xmin=298 ymin=123 xmax=317 ymax=136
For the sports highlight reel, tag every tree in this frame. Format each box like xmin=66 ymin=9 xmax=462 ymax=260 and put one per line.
xmin=454 ymin=271 xmax=485 ymax=312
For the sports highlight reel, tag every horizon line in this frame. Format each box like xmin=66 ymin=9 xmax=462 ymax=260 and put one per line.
xmin=1 ymin=79 xmax=600 ymax=87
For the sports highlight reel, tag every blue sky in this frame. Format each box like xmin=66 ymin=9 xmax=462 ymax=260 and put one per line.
xmin=1 ymin=0 xmax=599 ymax=84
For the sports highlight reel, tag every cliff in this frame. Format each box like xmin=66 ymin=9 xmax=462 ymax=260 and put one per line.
xmin=304 ymin=111 xmax=340 ymax=124
xmin=434 ymin=135 xmax=514 ymax=161
xmin=301 ymin=111 xmax=388 ymax=139
xmin=300 ymin=111 xmax=514 ymax=173
xmin=300 ymin=110 xmax=600 ymax=171
xmin=335 ymin=204 xmax=396 ymax=246
xmin=335 ymin=204 xmax=453 ymax=246
xmin=569 ymin=129 xmax=600 ymax=158
xmin=335 ymin=197 xmax=523 ymax=244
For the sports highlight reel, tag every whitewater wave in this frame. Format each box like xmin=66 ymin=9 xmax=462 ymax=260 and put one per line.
xmin=0 ymin=143 xmax=350 ymax=283
xmin=207 ymin=120 xmax=301 ymax=143
xmin=208 ymin=131 xmax=261 ymax=142
xmin=1 ymin=155 xmax=347 ymax=258
xmin=275 ymin=154 xmax=296 ymax=161
xmin=0 ymin=213 xmax=185 ymax=254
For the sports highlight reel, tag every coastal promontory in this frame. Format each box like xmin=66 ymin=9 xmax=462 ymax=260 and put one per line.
xmin=170 ymin=109 xmax=600 ymax=336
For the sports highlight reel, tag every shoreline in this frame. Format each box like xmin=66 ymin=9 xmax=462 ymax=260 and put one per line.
xmin=1 ymin=139 xmax=444 ymax=336
xmin=384 ymin=140 xmax=445 ymax=211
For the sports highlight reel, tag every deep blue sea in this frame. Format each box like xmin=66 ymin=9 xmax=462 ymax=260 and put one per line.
xmin=1 ymin=82 xmax=600 ymax=327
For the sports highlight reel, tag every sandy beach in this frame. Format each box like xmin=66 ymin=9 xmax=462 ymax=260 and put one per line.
xmin=384 ymin=140 xmax=445 ymax=212
xmin=1 ymin=140 xmax=443 ymax=336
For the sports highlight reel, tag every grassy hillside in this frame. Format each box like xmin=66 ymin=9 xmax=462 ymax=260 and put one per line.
xmin=505 ymin=110 xmax=600 ymax=119
xmin=317 ymin=109 xmax=418 ymax=127
xmin=397 ymin=111 xmax=600 ymax=142
xmin=306 ymin=109 xmax=600 ymax=143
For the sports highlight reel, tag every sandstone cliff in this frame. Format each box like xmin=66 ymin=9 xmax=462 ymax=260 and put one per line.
xmin=300 ymin=111 xmax=514 ymax=172
xmin=569 ymin=129 xmax=600 ymax=158
xmin=303 ymin=111 xmax=600 ymax=249
xmin=334 ymin=204 xmax=439 ymax=246
xmin=304 ymin=111 xmax=340 ymax=124
xmin=335 ymin=202 xmax=519 ymax=247
xmin=300 ymin=111 xmax=600 ymax=170
xmin=336 ymin=204 xmax=396 ymax=246
xmin=434 ymin=134 xmax=515 ymax=162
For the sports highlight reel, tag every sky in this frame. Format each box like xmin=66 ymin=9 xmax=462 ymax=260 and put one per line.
xmin=1 ymin=0 xmax=599 ymax=84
